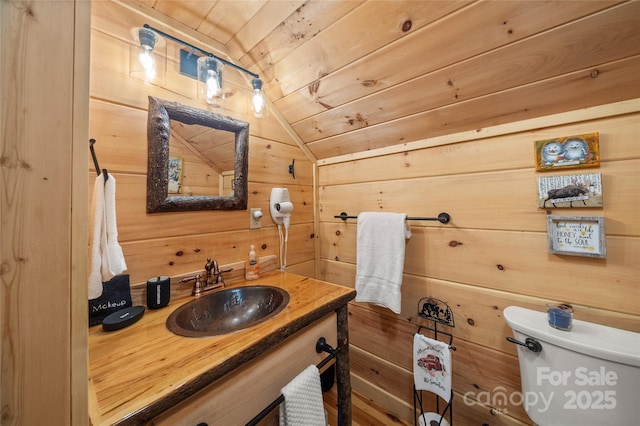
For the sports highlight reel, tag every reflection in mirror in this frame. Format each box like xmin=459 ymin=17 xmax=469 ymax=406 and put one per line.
xmin=168 ymin=121 xmax=236 ymax=196
xmin=147 ymin=96 xmax=248 ymax=212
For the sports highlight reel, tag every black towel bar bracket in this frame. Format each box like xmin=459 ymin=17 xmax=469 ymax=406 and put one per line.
xmin=335 ymin=211 xmax=451 ymax=224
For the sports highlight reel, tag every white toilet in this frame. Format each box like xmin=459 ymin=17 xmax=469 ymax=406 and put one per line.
xmin=503 ymin=306 xmax=640 ymax=426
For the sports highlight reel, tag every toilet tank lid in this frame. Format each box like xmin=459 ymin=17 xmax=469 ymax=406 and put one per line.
xmin=504 ymin=306 xmax=640 ymax=367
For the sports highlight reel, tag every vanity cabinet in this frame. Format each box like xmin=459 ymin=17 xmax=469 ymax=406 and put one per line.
xmin=90 ymin=273 xmax=355 ymax=426
xmin=151 ymin=313 xmax=338 ymax=425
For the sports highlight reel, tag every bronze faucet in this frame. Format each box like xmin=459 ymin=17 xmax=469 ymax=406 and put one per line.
xmin=180 ymin=258 xmax=232 ymax=297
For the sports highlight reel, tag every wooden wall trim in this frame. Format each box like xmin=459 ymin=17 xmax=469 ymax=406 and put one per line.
xmin=313 ymin=163 xmax=321 ymax=278
xmin=1 ymin=0 xmax=90 ymax=424
xmin=72 ymin=0 xmax=92 ymax=423
xmin=318 ymin=98 xmax=640 ymax=165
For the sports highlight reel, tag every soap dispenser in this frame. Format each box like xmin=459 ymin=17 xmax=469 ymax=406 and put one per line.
xmin=246 ymin=245 xmax=260 ymax=280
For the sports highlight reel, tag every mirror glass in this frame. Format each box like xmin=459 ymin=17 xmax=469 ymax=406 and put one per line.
xmin=146 ymin=96 xmax=249 ymax=212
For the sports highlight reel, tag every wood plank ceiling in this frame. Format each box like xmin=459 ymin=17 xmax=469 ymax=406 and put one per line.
xmin=141 ymin=0 xmax=640 ymax=160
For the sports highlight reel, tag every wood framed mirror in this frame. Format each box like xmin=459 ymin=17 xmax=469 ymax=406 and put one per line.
xmin=146 ymin=96 xmax=249 ymax=212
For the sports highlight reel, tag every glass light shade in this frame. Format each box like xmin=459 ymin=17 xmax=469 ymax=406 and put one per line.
xmin=251 ymin=78 xmax=266 ymax=118
xmin=197 ymin=57 xmax=225 ymax=107
xmin=129 ymin=27 xmax=167 ymax=86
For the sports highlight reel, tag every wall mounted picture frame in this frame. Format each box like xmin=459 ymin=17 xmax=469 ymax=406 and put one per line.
xmin=168 ymin=156 xmax=183 ymax=194
xmin=547 ymin=215 xmax=606 ymax=258
xmin=537 ymin=173 xmax=602 ymax=208
xmin=534 ymin=132 xmax=600 ymax=171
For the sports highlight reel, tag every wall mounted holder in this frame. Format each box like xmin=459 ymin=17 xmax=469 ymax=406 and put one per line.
xmin=335 ymin=212 xmax=451 ymax=223
xmin=415 ymin=297 xmax=456 ymax=426
xmin=288 ymin=159 xmax=295 ymax=179
xmin=89 ymin=138 xmax=108 ymax=182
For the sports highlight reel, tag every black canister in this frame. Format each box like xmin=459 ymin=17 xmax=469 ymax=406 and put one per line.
xmin=146 ymin=276 xmax=170 ymax=309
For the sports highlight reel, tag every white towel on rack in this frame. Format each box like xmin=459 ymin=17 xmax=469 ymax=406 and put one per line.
xmin=413 ymin=333 xmax=452 ymax=402
xmin=279 ymin=365 xmax=326 ymax=426
xmin=355 ymin=212 xmax=411 ymax=314
xmin=88 ymin=173 xmax=127 ymax=299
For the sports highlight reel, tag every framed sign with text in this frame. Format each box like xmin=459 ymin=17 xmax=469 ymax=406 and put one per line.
xmin=547 ymin=215 xmax=606 ymax=258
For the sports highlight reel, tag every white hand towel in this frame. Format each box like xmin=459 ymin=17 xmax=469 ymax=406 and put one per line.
xmin=413 ymin=333 xmax=452 ymax=402
xmin=88 ymin=173 xmax=127 ymax=300
xmin=355 ymin=212 xmax=411 ymax=314
xmin=279 ymin=365 xmax=326 ymax=426
xmin=102 ymin=173 xmax=127 ymax=280
xmin=88 ymin=175 xmax=106 ymax=299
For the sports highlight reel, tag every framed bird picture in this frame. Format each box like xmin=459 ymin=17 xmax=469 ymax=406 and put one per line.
xmin=534 ymin=132 xmax=600 ymax=171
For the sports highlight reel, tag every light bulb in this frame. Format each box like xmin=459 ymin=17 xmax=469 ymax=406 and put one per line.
xmin=198 ymin=57 xmax=224 ymax=107
xmin=138 ymin=45 xmax=156 ymax=83
xmin=206 ymin=69 xmax=221 ymax=102
xmin=251 ymin=78 xmax=265 ymax=118
xmin=252 ymin=89 xmax=265 ymax=118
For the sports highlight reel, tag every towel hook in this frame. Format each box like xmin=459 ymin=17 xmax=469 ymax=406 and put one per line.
xmin=89 ymin=138 xmax=108 ymax=181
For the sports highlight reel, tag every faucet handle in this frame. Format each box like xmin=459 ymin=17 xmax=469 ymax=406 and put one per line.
xmin=180 ymin=274 xmax=204 ymax=297
xmin=215 ymin=267 xmax=233 ymax=286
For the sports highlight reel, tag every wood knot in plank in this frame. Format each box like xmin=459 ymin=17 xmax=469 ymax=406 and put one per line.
xmin=346 ymin=113 xmax=369 ymax=128
xmin=308 ymin=79 xmax=320 ymax=96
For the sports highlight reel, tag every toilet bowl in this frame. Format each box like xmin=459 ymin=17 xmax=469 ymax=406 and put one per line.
xmin=503 ymin=306 xmax=639 ymax=426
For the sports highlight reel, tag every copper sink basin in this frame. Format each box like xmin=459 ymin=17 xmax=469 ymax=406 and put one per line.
xmin=166 ymin=286 xmax=290 ymax=337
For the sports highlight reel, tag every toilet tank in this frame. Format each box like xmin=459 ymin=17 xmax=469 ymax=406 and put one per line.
xmin=504 ymin=306 xmax=640 ymax=426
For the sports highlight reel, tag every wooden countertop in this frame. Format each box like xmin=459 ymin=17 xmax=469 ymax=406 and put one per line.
xmin=89 ymin=271 xmax=356 ymax=426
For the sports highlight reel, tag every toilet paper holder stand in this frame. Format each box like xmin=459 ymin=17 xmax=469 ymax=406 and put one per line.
xmin=414 ymin=297 xmax=456 ymax=426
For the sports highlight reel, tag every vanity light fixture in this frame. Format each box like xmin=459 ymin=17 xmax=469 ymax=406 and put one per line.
xmin=130 ymin=24 xmax=265 ymax=117
xmin=129 ymin=27 xmax=167 ymax=86
xmin=197 ymin=56 xmax=224 ymax=107
xmin=251 ymin=77 xmax=265 ymax=118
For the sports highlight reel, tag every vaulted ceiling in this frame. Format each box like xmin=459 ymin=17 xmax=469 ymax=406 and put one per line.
xmin=140 ymin=0 xmax=640 ymax=160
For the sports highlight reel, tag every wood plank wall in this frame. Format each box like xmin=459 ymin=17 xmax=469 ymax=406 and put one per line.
xmin=317 ymin=105 xmax=640 ymax=425
xmin=88 ymin=0 xmax=316 ymax=290
xmin=89 ymin=2 xmax=639 ymax=425
xmin=1 ymin=0 xmax=91 ymax=424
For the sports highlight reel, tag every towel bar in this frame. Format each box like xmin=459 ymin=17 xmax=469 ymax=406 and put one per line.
xmin=334 ymin=211 xmax=451 ymax=224
xmin=245 ymin=337 xmax=338 ymax=426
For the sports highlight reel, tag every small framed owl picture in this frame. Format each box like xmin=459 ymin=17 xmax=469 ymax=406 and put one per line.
xmin=534 ymin=132 xmax=600 ymax=171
